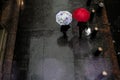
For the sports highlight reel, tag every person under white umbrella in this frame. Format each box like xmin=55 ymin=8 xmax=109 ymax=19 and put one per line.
xmin=56 ymin=11 xmax=72 ymax=38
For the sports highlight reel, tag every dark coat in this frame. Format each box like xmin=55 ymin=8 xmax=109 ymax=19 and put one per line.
xmin=60 ymin=25 xmax=70 ymax=32
xmin=77 ymin=22 xmax=87 ymax=31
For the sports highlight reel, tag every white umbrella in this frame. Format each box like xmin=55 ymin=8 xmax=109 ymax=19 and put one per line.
xmin=56 ymin=11 xmax=72 ymax=25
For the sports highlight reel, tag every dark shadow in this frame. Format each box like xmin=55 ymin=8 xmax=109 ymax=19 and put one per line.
xmin=11 ymin=0 xmax=36 ymax=79
xmin=12 ymin=30 xmax=31 ymax=80
xmin=69 ymin=36 xmax=92 ymax=59
xmin=68 ymin=35 xmax=79 ymax=48
xmin=57 ymin=35 xmax=69 ymax=46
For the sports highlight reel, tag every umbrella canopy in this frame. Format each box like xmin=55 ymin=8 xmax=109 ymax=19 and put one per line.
xmin=56 ymin=11 xmax=72 ymax=25
xmin=72 ymin=8 xmax=90 ymax=22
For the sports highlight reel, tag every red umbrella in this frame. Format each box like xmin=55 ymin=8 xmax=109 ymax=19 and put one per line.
xmin=72 ymin=8 xmax=90 ymax=22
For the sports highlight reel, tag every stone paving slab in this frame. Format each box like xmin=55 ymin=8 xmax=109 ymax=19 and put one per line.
xmin=27 ymin=30 xmax=74 ymax=80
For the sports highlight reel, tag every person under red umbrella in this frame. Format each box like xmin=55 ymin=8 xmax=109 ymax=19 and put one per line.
xmin=77 ymin=22 xmax=87 ymax=38
xmin=72 ymin=8 xmax=90 ymax=38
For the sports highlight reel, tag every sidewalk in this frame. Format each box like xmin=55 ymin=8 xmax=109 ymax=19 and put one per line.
xmin=2 ymin=0 xmax=120 ymax=80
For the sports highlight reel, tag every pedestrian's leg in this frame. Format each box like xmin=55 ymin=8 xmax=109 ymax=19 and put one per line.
xmin=63 ymin=31 xmax=67 ymax=38
xmin=79 ymin=28 xmax=82 ymax=39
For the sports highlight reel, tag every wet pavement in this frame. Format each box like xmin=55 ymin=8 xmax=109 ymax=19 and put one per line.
xmin=13 ymin=0 xmax=117 ymax=80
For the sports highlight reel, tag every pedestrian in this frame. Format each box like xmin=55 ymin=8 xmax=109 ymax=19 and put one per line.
xmin=95 ymin=71 xmax=108 ymax=80
xmin=90 ymin=27 xmax=98 ymax=40
xmin=96 ymin=2 xmax=104 ymax=16
xmin=89 ymin=8 xmax=96 ymax=22
xmin=86 ymin=0 xmax=92 ymax=7
xmin=60 ymin=25 xmax=70 ymax=38
xmin=77 ymin=22 xmax=87 ymax=39
xmin=93 ymin=47 xmax=103 ymax=57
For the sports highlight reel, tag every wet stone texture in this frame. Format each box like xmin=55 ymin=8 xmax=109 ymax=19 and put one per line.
xmin=13 ymin=0 xmax=116 ymax=80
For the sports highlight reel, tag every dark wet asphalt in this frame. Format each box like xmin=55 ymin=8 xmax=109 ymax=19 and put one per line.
xmin=13 ymin=0 xmax=114 ymax=80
